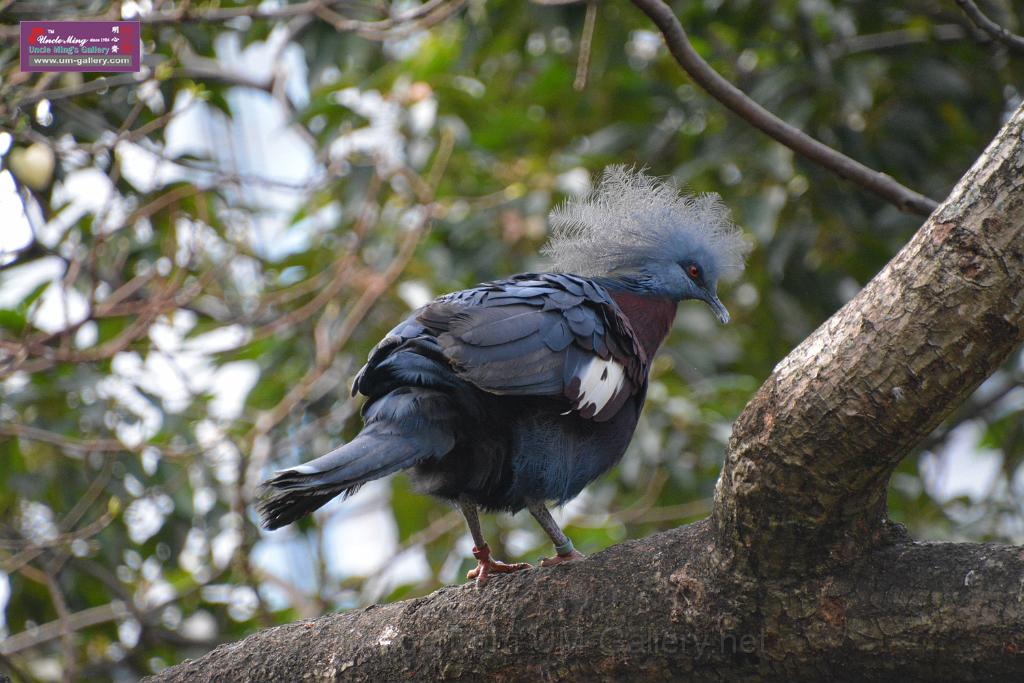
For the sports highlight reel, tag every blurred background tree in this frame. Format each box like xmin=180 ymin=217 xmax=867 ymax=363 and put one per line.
xmin=0 ymin=0 xmax=1022 ymax=680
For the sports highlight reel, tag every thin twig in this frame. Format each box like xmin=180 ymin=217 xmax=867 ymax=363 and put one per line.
xmin=140 ymin=0 xmax=363 ymax=25
xmin=0 ymin=424 xmax=128 ymax=454
xmin=252 ymin=210 xmax=432 ymax=440
xmin=629 ymin=0 xmax=939 ymax=216
xmin=2 ymin=602 xmax=122 ymax=656
xmin=251 ymin=173 xmax=381 ymax=340
xmin=2 ymin=265 xmax=212 ymax=378
xmin=574 ymin=0 xmax=598 ymax=91
xmin=1 ymin=506 xmax=117 ymax=574
xmin=142 ymin=0 xmax=464 ymax=41
xmin=14 ymin=73 xmax=143 ymax=107
xmin=42 ymin=571 xmax=77 ymax=683
xmin=246 ymin=160 xmax=447 ymax=450
xmin=359 ymin=509 xmax=464 ymax=602
xmin=955 ymin=0 xmax=1024 ymax=53
xmin=824 ymin=24 xmax=970 ymax=59
xmin=0 ymin=554 xmax=234 ymax=657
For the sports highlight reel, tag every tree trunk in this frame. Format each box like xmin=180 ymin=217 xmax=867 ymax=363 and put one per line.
xmin=149 ymin=103 xmax=1024 ymax=683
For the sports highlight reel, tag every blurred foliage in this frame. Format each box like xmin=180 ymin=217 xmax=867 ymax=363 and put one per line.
xmin=1 ymin=0 xmax=1023 ymax=680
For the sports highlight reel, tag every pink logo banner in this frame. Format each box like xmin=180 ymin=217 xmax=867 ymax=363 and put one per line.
xmin=20 ymin=21 xmax=141 ymax=73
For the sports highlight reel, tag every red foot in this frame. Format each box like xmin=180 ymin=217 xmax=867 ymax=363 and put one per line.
xmin=466 ymin=544 xmax=530 ymax=587
xmin=539 ymin=549 xmax=586 ymax=567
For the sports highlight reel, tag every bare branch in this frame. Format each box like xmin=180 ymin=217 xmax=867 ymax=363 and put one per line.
xmin=250 ymin=173 xmax=381 ymax=340
xmin=573 ymin=0 xmax=598 ymax=91
xmin=88 ymin=0 xmax=460 ymax=39
xmin=0 ymin=424 xmax=123 ymax=456
xmin=1 ymin=495 xmax=117 ymax=575
xmin=141 ymin=0 xmax=347 ymax=24
xmin=248 ymin=204 xmax=433 ymax=443
xmin=956 ymin=0 xmax=1024 ymax=53
xmin=14 ymin=73 xmax=144 ymax=107
xmin=629 ymin=0 xmax=940 ymax=215
xmin=0 ymin=602 xmax=128 ymax=657
xmin=314 ymin=0 xmax=467 ymax=40
xmin=0 ymin=1 xmax=468 ymax=50
xmin=245 ymin=146 xmax=451 ymax=447
xmin=42 ymin=571 xmax=77 ymax=683
xmin=824 ymin=24 xmax=971 ymax=59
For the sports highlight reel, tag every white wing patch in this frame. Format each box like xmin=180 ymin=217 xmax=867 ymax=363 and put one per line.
xmin=576 ymin=357 xmax=625 ymax=416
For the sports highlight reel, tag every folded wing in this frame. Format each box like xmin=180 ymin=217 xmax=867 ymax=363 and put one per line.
xmin=412 ymin=273 xmax=647 ymax=422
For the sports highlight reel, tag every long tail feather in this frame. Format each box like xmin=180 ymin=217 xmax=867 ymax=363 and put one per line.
xmin=258 ymin=435 xmax=427 ymax=529
xmin=257 ymin=388 xmax=456 ymax=529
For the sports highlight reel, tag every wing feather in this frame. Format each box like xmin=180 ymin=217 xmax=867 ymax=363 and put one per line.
xmin=417 ymin=273 xmax=648 ymax=422
xmin=455 ymin=307 xmax=546 ymax=346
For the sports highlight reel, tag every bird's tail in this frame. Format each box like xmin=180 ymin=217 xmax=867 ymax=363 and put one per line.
xmin=257 ymin=388 xmax=456 ymax=529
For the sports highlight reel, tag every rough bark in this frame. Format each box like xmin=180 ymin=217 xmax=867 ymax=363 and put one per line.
xmin=150 ymin=104 xmax=1024 ymax=683
xmin=715 ymin=101 xmax=1024 ymax=576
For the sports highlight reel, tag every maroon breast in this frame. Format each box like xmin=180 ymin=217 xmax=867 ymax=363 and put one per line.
xmin=609 ymin=291 xmax=677 ymax=360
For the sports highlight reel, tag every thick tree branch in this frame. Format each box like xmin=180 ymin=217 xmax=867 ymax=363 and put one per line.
xmin=715 ymin=102 xmax=1024 ymax=575
xmin=629 ymin=0 xmax=940 ymax=216
xmin=148 ymin=521 xmax=1024 ymax=682
xmin=150 ymin=104 xmax=1024 ymax=683
xmin=956 ymin=0 xmax=1024 ymax=53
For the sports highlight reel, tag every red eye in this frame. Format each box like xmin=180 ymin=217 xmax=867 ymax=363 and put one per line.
xmin=687 ymin=265 xmax=699 ymax=279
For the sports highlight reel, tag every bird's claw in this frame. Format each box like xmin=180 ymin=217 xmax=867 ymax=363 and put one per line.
xmin=539 ymin=548 xmax=586 ymax=567
xmin=466 ymin=544 xmax=530 ymax=587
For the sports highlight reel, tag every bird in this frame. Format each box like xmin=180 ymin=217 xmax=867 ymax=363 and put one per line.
xmin=257 ymin=166 xmax=748 ymax=586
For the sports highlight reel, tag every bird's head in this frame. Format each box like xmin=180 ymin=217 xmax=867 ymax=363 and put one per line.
xmin=543 ymin=166 xmax=750 ymax=323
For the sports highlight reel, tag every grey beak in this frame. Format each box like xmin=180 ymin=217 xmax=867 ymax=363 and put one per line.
xmin=706 ymin=294 xmax=730 ymax=324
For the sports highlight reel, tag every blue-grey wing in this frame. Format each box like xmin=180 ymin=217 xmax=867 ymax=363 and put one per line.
xmin=350 ymin=313 xmax=448 ymax=398
xmin=417 ymin=273 xmax=647 ymax=422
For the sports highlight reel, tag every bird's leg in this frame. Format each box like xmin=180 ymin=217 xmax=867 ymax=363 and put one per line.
xmin=528 ymin=502 xmax=585 ymax=567
xmin=459 ymin=498 xmax=530 ymax=587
